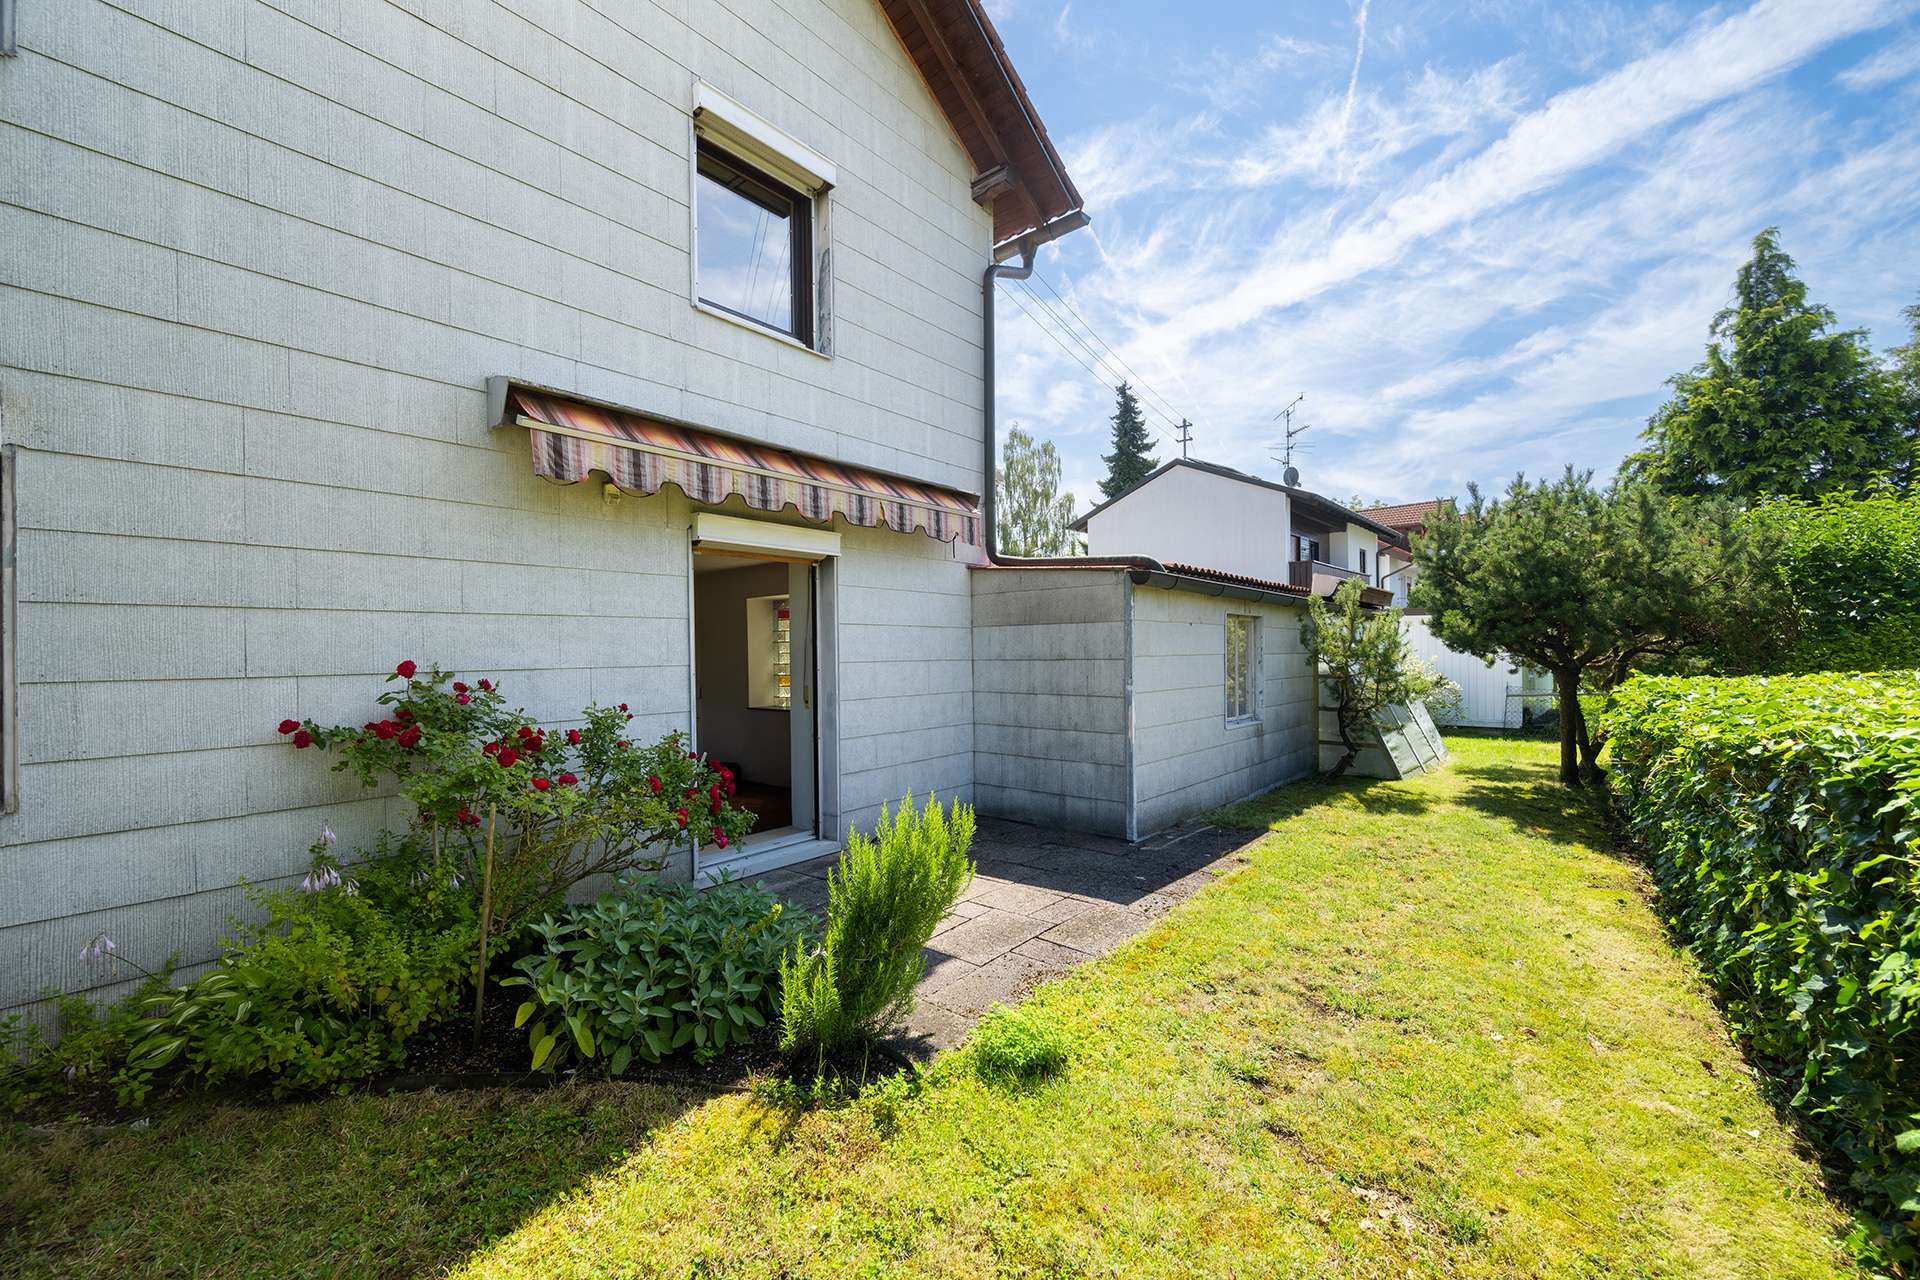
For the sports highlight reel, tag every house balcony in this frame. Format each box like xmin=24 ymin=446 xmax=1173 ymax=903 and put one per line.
xmin=1289 ymin=560 xmax=1395 ymax=607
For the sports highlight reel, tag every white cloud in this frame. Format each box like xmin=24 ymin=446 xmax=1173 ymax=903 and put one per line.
xmin=1837 ymin=29 xmax=1920 ymax=87
xmin=1175 ymin=0 xmax=1912 ymax=345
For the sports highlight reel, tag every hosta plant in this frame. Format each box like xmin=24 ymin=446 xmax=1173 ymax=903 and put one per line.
xmin=503 ymin=874 xmax=815 ymax=1073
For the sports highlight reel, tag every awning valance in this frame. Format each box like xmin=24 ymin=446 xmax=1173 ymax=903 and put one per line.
xmin=499 ymin=386 xmax=980 ymax=546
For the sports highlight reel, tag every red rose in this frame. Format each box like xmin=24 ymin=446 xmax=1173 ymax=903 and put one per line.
xmin=292 ymin=730 xmax=313 ymax=749
xmin=396 ymin=660 xmax=417 ymax=679
xmin=714 ymin=832 xmax=729 ymax=850
xmin=532 ymin=777 xmax=551 ymax=792
xmin=626 ymin=714 xmax=634 ymax=722
xmin=566 ymin=729 xmax=582 ymax=745
xmin=710 ymin=796 xmax=722 ymax=815
xmin=455 ymin=693 xmax=470 ymax=705
xmin=277 ymin=719 xmax=300 ymax=736
xmin=675 ymin=807 xmax=688 ymax=827
xmin=517 ymin=726 xmax=533 ymax=740
xmin=648 ymin=775 xmax=661 ymax=793
xmin=718 ymin=765 xmax=733 ymax=783
xmin=397 ymin=726 xmax=422 ymax=749
xmin=727 ymin=780 xmax=737 ymax=797
xmin=374 ymin=721 xmax=397 ymax=741
xmin=452 ymin=682 xmax=468 ymax=693
xmin=618 ymin=703 xmax=629 ymax=712
xmin=558 ymin=772 xmax=578 ymax=786
xmin=498 ymin=747 xmax=520 ymax=768
xmin=483 ymin=741 xmax=500 ymax=756
xmin=617 ymin=741 xmax=630 ymax=750
xmin=478 ymin=679 xmax=493 ymax=692
xmin=396 ymin=706 xmax=414 ymax=722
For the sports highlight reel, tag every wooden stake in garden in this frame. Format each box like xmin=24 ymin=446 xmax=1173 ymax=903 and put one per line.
xmin=472 ymin=803 xmax=497 ymax=1046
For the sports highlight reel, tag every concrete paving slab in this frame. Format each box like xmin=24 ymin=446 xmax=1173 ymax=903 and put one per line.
xmin=926 ymin=952 xmax=1056 ymax=1019
xmin=1040 ymin=904 xmax=1152 ymax=957
xmin=930 ymin=910 xmax=1051 ymax=964
xmin=973 ymin=881 xmax=1067 ymax=916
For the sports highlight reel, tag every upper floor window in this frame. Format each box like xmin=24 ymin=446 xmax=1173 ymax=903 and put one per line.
xmin=1359 ymin=548 xmax=1369 ymax=576
xmin=696 ymin=141 xmax=812 ymax=345
xmin=690 ymin=82 xmax=834 ymax=354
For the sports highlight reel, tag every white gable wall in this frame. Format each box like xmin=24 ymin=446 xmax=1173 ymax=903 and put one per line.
xmin=1084 ymin=467 xmax=1290 ymax=582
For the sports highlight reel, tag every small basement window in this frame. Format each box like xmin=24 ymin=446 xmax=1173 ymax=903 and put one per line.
xmin=1225 ymin=615 xmax=1259 ymax=724
xmin=696 ymin=140 xmax=814 ymax=345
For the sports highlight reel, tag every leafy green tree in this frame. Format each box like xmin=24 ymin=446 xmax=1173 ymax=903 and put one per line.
xmin=1628 ymin=227 xmax=1906 ymax=499
xmin=1887 ymin=299 xmax=1920 ymax=491
xmin=1413 ymin=470 xmax=1780 ymax=786
xmin=996 ymin=423 xmax=1081 ymax=556
xmin=1304 ymin=578 xmax=1456 ymax=779
xmin=1098 ymin=382 xmax=1159 ymax=501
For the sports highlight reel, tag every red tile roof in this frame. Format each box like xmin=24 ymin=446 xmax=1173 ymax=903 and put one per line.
xmin=1162 ymin=562 xmax=1310 ymax=595
xmin=1360 ymin=498 xmax=1449 ymax=530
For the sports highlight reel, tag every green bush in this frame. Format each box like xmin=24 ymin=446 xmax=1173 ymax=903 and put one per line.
xmin=2 ymin=976 xmax=175 ymax=1112
xmin=503 ymin=875 xmax=814 ymax=1073
xmin=1603 ymin=672 xmax=1920 ymax=1263
xmin=117 ymin=836 xmax=475 ymax=1100
xmin=969 ymin=1003 xmax=1070 ymax=1087
xmin=1745 ymin=490 xmax=1920 ymax=671
xmin=779 ymin=795 xmax=975 ymax=1065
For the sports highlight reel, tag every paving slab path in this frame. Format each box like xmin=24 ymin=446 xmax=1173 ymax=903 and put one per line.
xmin=746 ymin=816 xmax=1263 ymax=1059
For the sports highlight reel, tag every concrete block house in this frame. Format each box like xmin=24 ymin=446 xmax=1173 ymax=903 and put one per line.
xmin=0 ymin=0 xmax=1329 ymax=1020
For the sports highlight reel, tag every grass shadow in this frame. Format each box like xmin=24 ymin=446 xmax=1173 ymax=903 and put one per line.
xmin=1 ymin=1067 xmax=720 ymax=1278
xmin=1208 ymin=772 xmax=1438 ymax=829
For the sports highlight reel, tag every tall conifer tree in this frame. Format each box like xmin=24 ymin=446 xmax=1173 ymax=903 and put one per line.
xmin=1098 ymin=383 xmax=1159 ymax=501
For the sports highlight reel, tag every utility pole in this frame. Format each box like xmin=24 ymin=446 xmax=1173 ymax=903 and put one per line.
xmin=1174 ymin=418 xmax=1194 ymax=459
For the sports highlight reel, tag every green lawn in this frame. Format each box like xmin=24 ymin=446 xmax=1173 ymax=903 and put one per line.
xmin=1 ymin=737 xmax=1860 ymax=1278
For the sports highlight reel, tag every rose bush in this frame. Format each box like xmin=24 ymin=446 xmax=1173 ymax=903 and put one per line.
xmin=280 ymin=662 xmax=757 ymax=1027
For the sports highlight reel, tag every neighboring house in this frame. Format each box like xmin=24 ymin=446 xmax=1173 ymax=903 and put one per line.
xmin=1360 ymin=498 xmax=1551 ymax=728
xmin=1070 ymin=459 xmax=1401 ymax=605
xmin=0 ymin=0 xmax=1336 ymax=1022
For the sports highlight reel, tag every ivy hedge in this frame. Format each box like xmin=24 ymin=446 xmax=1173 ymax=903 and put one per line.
xmin=1604 ymin=672 xmax=1920 ymax=1263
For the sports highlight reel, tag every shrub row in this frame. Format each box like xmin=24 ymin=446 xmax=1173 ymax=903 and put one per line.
xmin=1746 ymin=490 xmax=1920 ymax=672
xmin=1602 ymin=672 xmax=1920 ymax=1261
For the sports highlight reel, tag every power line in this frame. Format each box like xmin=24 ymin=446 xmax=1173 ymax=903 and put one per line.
xmin=1000 ymin=287 xmax=1174 ymax=444
xmin=1030 ymin=270 xmax=1191 ymax=431
xmin=1012 ymin=282 xmax=1180 ymax=435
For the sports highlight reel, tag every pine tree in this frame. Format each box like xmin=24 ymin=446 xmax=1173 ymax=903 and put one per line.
xmin=1627 ymin=227 xmax=1903 ymax=500
xmin=1098 ymin=383 xmax=1159 ymax=501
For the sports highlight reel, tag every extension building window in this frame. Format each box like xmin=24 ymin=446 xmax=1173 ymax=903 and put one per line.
xmin=696 ymin=140 xmax=813 ymax=345
xmin=1225 ymin=615 xmax=1259 ymax=724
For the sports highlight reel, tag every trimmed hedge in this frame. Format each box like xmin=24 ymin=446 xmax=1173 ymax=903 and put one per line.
xmin=1604 ymin=673 xmax=1920 ymax=1260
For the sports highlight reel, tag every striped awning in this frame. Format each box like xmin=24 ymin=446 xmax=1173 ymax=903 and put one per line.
xmin=500 ymin=387 xmax=980 ymax=547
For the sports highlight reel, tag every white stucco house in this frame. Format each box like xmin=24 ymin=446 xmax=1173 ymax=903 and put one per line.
xmin=1071 ymin=459 xmax=1404 ymax=605
xmin=0 ymin=0 xmax=1333 ymax=1020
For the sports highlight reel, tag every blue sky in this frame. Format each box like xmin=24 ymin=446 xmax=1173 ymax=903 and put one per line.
xmin=982 ymin=0 xmax=1920 ymax=511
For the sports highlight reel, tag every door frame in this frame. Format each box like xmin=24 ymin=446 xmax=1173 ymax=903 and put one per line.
xmin=685 ymin=519 xmax=840 ymax=877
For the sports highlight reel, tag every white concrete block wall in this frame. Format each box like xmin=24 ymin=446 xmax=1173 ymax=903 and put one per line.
xmin=970 ymin=569 xmax=1131 ymax=837
xmin=1129 ymin=586 xmax=1314 ymax=835
xmin=0 ymin=0 xmax=996 ymax=1017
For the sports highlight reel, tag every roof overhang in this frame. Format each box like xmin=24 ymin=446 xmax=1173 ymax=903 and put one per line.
xmin=874 ymin=0 xmax=1086 ymax=249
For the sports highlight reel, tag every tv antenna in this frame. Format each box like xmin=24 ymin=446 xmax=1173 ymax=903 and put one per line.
xmin=1174 ymin=418 xmax=1194 ymax=459
xmin=1269 ymin=394 xmax=1309 ymax=485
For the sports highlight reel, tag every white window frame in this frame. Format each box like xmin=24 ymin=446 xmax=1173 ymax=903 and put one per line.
xmin=688 ymin=80 xmax=834 ymax=357
xmin=1225 ymin=614 xmax=1260 ymax=726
